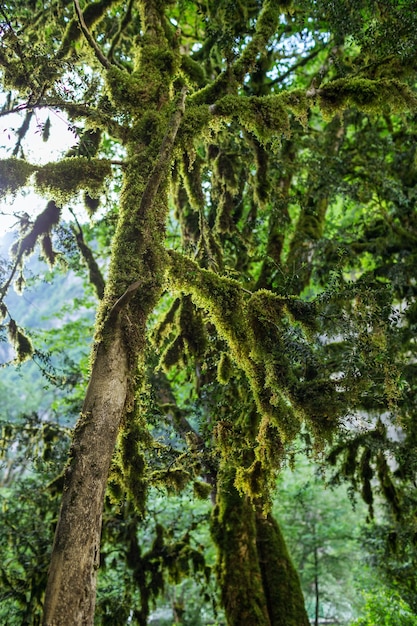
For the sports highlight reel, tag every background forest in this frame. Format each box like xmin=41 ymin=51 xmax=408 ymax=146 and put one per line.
xmin=1 ymin=0 xmax=417 ymax=625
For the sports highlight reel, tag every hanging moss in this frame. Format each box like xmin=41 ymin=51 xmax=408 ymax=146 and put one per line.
xmin=0 ymin=158 xmax=35 ymax=195
xmin=11 ymin=201 xmax=61 ymax=263
xmin=235 ymin=460 xmax=267 ymax=500
xmin=152 ymin=297 xmax=181 ymax=347
xmin=193 ymin=480 xmax=212 ymax=499
xmin=7 ymin=319 xmax=33 ymax=363
xmin=178 ymin=295 xmax=208 ymax=356
xmin=213 ymin=94 xmax=291 ymax=145
xmin=151 ymin=467 xmax=190 ymax=493
xmin=35 ymin=157 xmax=111 ymax=202
xmin=217 ymin=351 xmax=234 ymax=384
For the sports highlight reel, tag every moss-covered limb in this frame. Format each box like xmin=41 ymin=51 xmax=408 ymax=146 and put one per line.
xmin=317 ymin=77 xmax=417 ymax=117
xmin=107 ymin=0 xmax=135 ymax=63
xmin=167 ymin=252 xmax=303 ymax=441
xmin=167 ymin=249 xmax=250 ymax=358
xmin=211 ymin=466 xmax=272 ymax=626
xmin=255 ymin=509 xmax=310 ymax=626
xmin=167 ymin=252 xmax=334 ymax=442
xmin=210 ymin=90 xmax=307 ymax=145
xmin=137 ymin=87 xmax=187 ymax=217
xmin=0 ymin=158 xmax=36 ymax=194
xmin=232 ymin=0 xmax=281 ymax=85
xmin=74 ymin=0 xmax=111 ymax=69
xmin=190 ymin=0 xmax=282 ymax=107
xmin=34 ymin=157 xmax=112 ymax=203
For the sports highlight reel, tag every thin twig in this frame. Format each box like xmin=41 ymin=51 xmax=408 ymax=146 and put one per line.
xmin=73 ymin=0 xmax=111 ymax=69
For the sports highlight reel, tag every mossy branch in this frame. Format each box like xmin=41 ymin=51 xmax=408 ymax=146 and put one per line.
xmin=315 ymin=77 xmax=417 ymax=117
xmin=191 ymin=0 xmax=281 ymax=106
xmin=135 ymin=86 xmax=187 ymax=220
xmin=58 ymin=0 xmax=117 ymax=60
xmin=209 ymin=90 xmax=308 ymax=144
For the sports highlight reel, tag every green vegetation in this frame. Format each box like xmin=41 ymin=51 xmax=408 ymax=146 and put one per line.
xmin=1 ymin=0 xmax=417 ymax=624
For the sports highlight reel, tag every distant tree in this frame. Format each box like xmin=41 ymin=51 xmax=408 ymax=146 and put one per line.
xmin=1 ymin=1 xmax=417 ymax=624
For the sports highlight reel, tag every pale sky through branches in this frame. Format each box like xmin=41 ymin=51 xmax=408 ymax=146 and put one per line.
xmin=0 ymin=105 xmax=76 ymax=234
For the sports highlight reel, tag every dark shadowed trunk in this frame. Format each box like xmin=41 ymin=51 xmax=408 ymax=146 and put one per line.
xmin=211 ymin=467 xmax=309 ymax=626
xmin=255 ymin=507 xmax=310 ymax=626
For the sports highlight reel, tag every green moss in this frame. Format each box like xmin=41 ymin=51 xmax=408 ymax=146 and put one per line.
xmin=106 ymin=66 xmax=153 ymax=112
xmin=217 ymin=351 xmax=234 ymax=384
xmin=151 ymin=467 xmax=190 ymax=492
xmin=180 ymin=54 xmax=207 ymax=88
xmin=0 ymin=158 xmax=35 ymax=195
xmin=7 ymin=319 xmax=33 ymax=363
xmin=255 ymin=511 xmax=310 ymax=626
xmin=178 ymin=104 xmax=212 ymax=146
xmin=214 ymin=94 xmax=291 ymax=145
xmin=211 ymin=466 xmax=271 ymax=626
xmin=319 ymin=77 xmax=417 ymax=117
xmin=193 ymin=481 xmax=212 ymax=499
xmin=35 ymin=157 xmax=111 ymax=202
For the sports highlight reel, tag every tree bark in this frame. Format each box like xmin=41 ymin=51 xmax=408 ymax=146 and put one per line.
xmin=255 ymin=508 xmax=310 ymax=626
xmin=211 ymin=467 xmax=272 ymax=626
xmin=43 ymin=322 xmax=129 ymax=624
xmin=211 ymin=467 xmax=310 ymax=626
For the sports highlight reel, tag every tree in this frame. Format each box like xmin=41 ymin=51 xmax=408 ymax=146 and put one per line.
xmin=1 ymin=1 xmax=417 ymax=624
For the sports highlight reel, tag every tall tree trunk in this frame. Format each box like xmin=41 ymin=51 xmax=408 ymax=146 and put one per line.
xmin=42 ymin=322 xmax=130 ymax=624
xmin=255 ymin=508 xmax=310 ymax=626
xmin=42 ymin=3 xmax=186 ymax=621
xmin=211 ymin=467 xmax=272 ymax=626
xmin=211 ymin=468 xmax=309 ymax=626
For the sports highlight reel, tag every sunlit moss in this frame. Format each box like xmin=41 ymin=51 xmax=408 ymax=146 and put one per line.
xmin=0 ymin=158 xmax=35 ymax=195
xmin=35 ymin=157 xmax=111 ymax=202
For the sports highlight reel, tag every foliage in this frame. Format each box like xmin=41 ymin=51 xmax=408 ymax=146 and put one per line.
xmin=1 ymin=0 xmax=417 ymax=623
xmin=350 ymin=589 xmax=417 ymax=626
xmin=274 ymin=453 xmax=368 ymax=624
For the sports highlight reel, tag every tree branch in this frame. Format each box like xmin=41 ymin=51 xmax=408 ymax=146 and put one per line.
xmin=73 ymin=0 xmax=111 ymax=70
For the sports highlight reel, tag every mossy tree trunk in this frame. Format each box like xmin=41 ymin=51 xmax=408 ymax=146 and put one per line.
xmin=211 ymin=467 xmax=309 ymax=626
xmin=42 ymin=3 xmax=184 ymax=624
xmin=255 ymin=508 xmax=310 ymax=626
